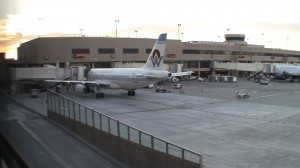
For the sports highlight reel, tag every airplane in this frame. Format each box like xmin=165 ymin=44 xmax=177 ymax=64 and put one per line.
xmin=46 ymin=33 xmax=171 ymax=98
xmin=272 ymin=65 xmax=300 ymax=82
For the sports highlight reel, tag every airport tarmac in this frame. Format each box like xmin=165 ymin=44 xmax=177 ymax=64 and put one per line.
xmin=0 ymin=91 xmax=127 ymax=168
xmin=3 ymin=79 xmax=300 ymax=168
xmin=59 ymin=79 xmax=300 ymax=168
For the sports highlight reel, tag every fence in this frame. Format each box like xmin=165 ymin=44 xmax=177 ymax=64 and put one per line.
xmin=47 ymin=89 xmax=204 ymax=168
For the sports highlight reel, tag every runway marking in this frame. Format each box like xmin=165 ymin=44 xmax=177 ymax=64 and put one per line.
xmin=17 ymin=121 xmax=71 ymax=168
xmin=249 ymin=93 xmax=281 ymax=100
xmin=289 ymin=130 xmax=300 ymax=136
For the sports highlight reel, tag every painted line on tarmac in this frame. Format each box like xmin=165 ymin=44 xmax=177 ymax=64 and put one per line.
xmin=17 ymin=121 xmax=71 ymax=168
xmin=249 ymin=93 xmax=281 ymax=100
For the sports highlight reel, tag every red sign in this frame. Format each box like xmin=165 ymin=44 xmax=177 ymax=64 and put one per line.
xmin=167 ymin=54 xmax=176 ymax=58
xmin=73 ymin=54 xmax=85 ymax=58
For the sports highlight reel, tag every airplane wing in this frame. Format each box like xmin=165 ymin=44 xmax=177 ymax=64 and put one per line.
xmin=171 ymin=73 xmax=182 ymax=77
xmin=142 ymin=74 xmax=157 ymax=78
xmin=45 ymin=80 xmax=111 ymax=86
xmin=134 ymin=73 xmax=157 ymax=78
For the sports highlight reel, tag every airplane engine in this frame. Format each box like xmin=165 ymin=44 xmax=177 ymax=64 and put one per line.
xmin=274 ymin=74 xmax=287 ymax=80
xmin=172 ymin=77 xmax=179 ymax=83
xmin=74 ymin=84 xmax=91 ymax=94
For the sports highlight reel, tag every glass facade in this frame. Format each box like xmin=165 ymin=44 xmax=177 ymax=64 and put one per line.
xmin=123 ymin=48 xmax=139 ymax=54
xmin=98 ymin=48 xmax=115 ymax=54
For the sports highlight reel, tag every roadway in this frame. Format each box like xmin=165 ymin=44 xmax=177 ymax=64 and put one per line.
xmin=59 ymin=79 xmax=300 ymax=168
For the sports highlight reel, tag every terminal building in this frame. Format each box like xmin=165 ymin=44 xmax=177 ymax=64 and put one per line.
xmin=3 ymin=34 xmax=300 ymax=93
xmin=15 ymin=34 xmax=300 ymax=76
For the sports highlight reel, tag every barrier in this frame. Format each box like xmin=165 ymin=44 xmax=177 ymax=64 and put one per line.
xmin=47 ymin=89 xmax=204 ymax=168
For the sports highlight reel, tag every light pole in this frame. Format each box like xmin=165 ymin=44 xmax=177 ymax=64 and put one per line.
xmin=218 ymin=35 xmax=220 ymax=42
xmin=134 ymin=30 xmax=138 ymax=38
xmin=268 ymin=41 xmax=273 ymax=48
xmin=79 ymin=29 xmax=83 ymax=37
xmin=286 ymin=37 xmax=289 ymax=50
xmin=261 ymin=33 xmax=264 ymax=46
xmin=226 ymin=29 xmax=230 ymax=45
xmin=178 ymin=24 xmax=181 ymax=40
xmin=181 ymin=33 xmax=184 ymax=42
xmin=38 ymin=18 xmax=43 ymax=37
xmin=227 ymin=28 xmax=230 ymax=34
xmin=115 ymin=20 xmax=119 ymax=38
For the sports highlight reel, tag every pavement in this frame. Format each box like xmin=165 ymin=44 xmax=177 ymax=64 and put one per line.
xmin=2 ymin=79 xmax=300 ymax=168
xmin=0 ymin=90 xmax=126 ymax=168
xmin=57 ymin=79 xmax=300 ymax=168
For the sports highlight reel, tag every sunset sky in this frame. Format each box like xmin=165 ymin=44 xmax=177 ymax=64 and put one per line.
xmin=1 ymin=0 xmax=300 ymax=59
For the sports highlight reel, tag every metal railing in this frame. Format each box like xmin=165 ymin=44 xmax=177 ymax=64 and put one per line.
xmin=47 ymin=89 xmax=203 ymax=165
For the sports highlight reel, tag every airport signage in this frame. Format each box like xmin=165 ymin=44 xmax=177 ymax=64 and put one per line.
xmin=73 ymin=54 xmax=85 ymax=58
xmin=167 ymin=54 xmax=176 ymax=58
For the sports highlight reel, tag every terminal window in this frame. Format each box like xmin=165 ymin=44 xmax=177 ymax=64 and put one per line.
xmin=183 ymin=49 xmax=200 ymax=54
xmin=146 ymin=49 xmax=152 ymax=54
xmin=202 ymin=50 xmax=214 ymax=54
xmin=123 ymin=48 xmax=139 ymax=54
xmin=72 ymin=48 xmax=90 ymax=54
xmin=187 ymin=61 xmax=198 ymax=68
xmin=214 ymin=50 xmax=225 ymax=55
xmin=200 ymin=61 xmax=210 ymax=68
xmin=98 ymin=48 xmax=115 ymax=54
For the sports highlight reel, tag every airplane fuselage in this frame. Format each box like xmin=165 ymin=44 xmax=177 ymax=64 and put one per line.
xmin=274 ymin=65 xmax=300 ymax=75
xmin=87 ymin=68 xmax=170 ymax=90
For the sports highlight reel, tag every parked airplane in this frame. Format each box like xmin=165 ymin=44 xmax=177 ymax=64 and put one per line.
xmin=47 ymin=33 xmax=171 ymax=98
xmin=273 ymin=65 xmax=300 ymax=82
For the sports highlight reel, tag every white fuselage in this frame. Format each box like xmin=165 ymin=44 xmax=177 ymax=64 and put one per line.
xmin=87 ymin=68 xmax=170 ymax=90
xmin=274 ymin=65 xmax=300 ymax=75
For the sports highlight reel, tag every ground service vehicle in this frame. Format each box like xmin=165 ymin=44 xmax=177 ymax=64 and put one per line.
xmin=236 ymin=91 xmax=250 ymax=98
xmin=155 ymin=85 xmax=167 ymax=92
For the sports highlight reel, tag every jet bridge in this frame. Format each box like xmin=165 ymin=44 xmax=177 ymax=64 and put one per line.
xmin=8 ymin=66 xmax=85 ymax=94
xmin=212 ymin=62 xmax=265 ymax=72
xmin=212 ymin=61 xmax=299 ymax=74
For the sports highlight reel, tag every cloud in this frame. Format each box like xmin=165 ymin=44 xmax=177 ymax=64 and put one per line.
xmin=0 ymin=18 xmax=14 ymax=50
xmin=0 ymin=17 xmax=34 ymax=59
xmin=0 ymin=0 xmax=23 ymax=19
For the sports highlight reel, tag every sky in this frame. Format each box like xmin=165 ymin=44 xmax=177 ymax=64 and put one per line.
xmin=1 ymin=0 xmax=300 ymax=59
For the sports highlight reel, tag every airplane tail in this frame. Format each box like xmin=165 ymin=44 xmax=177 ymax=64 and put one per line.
xmin=142 ymin=33 xmax=167 ymax=70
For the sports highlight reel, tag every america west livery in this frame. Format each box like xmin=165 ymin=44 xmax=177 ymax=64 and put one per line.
xmin=47 ymin=33 xmax=171 ymax=98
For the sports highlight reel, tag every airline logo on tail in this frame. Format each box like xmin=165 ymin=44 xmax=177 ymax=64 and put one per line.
xmin=142 ymin=33 xmax=167 ymax=70
xmin=151 ymin=49 xmax=163 ymax=67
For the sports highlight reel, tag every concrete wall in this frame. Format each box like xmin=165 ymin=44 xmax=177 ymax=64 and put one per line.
xmin=48 ymin=111 xmax=203 ymax=168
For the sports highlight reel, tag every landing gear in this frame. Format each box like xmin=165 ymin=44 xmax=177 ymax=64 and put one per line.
xmin=128 ymin=90 xmax=136 ymax=96
xmin=95 ymin=85 xmax=104 ymax=98
xmin=96 ymin=92 xmax=104 ymax=98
